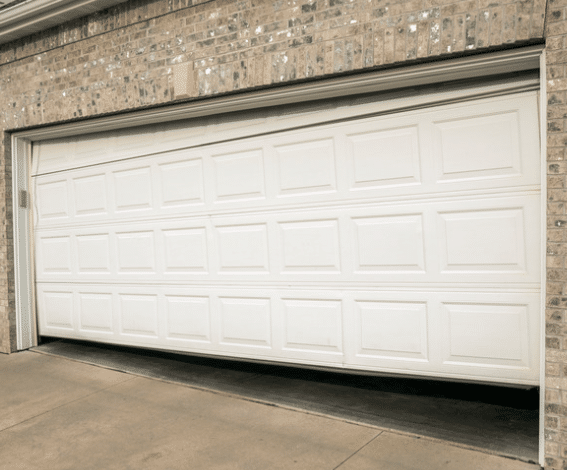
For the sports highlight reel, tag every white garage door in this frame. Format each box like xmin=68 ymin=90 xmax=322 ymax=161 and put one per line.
xmin=32 ymin=91 xmax=541 ymax=385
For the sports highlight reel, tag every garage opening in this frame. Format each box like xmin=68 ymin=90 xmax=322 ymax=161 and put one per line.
xmin=31 ymin=78 xmax=541 ymax=387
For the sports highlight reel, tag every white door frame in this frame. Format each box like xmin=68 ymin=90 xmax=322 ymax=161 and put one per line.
xmin=10 ymin=45 xmax=546 ymax=466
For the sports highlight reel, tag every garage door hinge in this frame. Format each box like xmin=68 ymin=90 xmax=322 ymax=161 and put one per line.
xmin=19 ymin=189 xmax=28 ymax=209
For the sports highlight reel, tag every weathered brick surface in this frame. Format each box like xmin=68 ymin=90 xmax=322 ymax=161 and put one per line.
xmin=0 ymin=0 xmax=555 ymax=465
xmin=545 ymin=1 xmax=567 ymax=468
xmin=0 ymin=0 xmax=547 ymax=129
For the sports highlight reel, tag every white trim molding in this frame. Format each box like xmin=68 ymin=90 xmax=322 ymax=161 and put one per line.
xmin=538 ymin=49 xmax=547 ymax=469
xmin=0 ymin=0 xmax=128 ymax=45
xmin=12 ymin=134 xmax=35 ymax=350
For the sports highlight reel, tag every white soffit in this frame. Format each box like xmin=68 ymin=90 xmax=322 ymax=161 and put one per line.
xmin=0 ymin=0 xmax=128 ymax=45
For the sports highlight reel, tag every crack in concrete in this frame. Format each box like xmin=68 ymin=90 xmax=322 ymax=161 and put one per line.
xmin=332 ymin=432 xmax=383 ymax=470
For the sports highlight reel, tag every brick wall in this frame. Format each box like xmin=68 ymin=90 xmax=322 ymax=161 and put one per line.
xmin=0 ymin=0 xmax=553 ymax=465
xmin=543 ymin=1 xmax=567 ymax=468
xmin=0 ymin=0 xmax=547 ymax=127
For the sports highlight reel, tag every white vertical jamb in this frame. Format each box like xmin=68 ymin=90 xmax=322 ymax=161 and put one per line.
xmin=12 ymin=134 xmax=36 ymax=350
xmin=539 ymin=48 xmax=547 ymax=469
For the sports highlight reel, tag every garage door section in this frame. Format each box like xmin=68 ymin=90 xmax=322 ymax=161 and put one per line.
xmin=32 ymin=92 xmax=541 ymax=385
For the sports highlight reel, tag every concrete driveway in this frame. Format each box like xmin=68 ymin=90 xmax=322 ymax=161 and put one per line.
xmin=0 ymin=350 xmax=541 ymax=470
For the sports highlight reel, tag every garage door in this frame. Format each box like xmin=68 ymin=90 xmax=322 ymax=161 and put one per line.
xmin=32 ymin=91 xmax=541 ymax=385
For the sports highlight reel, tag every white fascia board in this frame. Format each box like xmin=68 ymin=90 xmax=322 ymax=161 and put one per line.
xmin=0 ymin=0 xmax=128 ymax=45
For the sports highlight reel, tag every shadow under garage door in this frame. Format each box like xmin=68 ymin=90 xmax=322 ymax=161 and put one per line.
xmin=34 ymin=337 xmax=541 ymax=463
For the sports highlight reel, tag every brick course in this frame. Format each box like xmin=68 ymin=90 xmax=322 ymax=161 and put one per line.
xmin=0 ymin=0 xmax=557 ymax=466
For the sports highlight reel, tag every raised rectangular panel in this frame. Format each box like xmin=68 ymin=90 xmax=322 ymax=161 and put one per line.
xmin=442 ymin=303 xmax=528 ymax=365
xmin=79 ymin=293 xmax=113 ymax=332
xmin=77 ymin=234 xmax=110 ymax=273
xmin=356 ymin=301 xmax=428 ymax=360
xmin=113 ymin=167 xmax=152 ymax=211
xmin=220 ymin=297 xmax=271 ymax=347
xmin=353 ymin=215 xmax=425 ymax=271
xmin=283 ymin=299 xmax=342 ymax=352
xmin=163 ymin=228 xmax=207 ymax=272
xmin=216 ymin=224 xmax=269 ymax=272
xmin=434 ymin=111 xmax=521 ymax=181
xmin=439 ymin=208 xmax=526 ymax=271
xmin=280 ymin=220 xmax=341 ymax=272
xmin=73 ymin=174 xmax=107 ymax=215
xmin=37 ymin=180 xmax=68 ymax=220
xmin=43 ymin=292 xmax=73 ymax=329
xmin=116 ymin=231 xmax=155 ymax=272
xmin=275 ymin=138 xmax=336 ymax=195
xmin=39 ymin=237 xmax=72 ymax=273
xmin=120 ymin=294 xmax=158 ymax=337
xmin=159 ymin=158 xmax=204 ymax=206
xmin=166 ymin=296 xmax=210 ymax=341
xmin=347 ymin=126 xmax=420 ymax=188
xmin=212 ymin=149 xmax=265 ymax=202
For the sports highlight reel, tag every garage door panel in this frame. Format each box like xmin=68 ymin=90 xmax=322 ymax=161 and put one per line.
xmin=33 ymin=95 xmax=540 ymax=231
xmin=345 ymin=125 xmax=421 ymax=190
xmin=439 ymin=208 xmax=526 ymax=272
xmin=36 ymin=235 xmax=73 ymax=275
xmin=210 ymin=147 xmax=266 ymax=203
xmin=354 ymin=300 xmax=429 ymax=362
xmin=35 ymin=193 xmax=540 ymax=285
xmin=33 ymin=92 xmax=541 ymax=385
xmin=113 ymin=166 xmax=153 ymax=212
xmin=438 ymin=292 xmax=539 ymax=375
xmin=165 ymin=295 xmax=211 ymax=343
xmin=78 ymin=292 xmax=114 ymax=334
xmin=219 ymin=297 xmax=272 ymax=348
xmin=282 ymin=298 xmax=343 ymax=354
xmin=36 ymin=179 xmax=70 ymax=221
xmin=344 ymin=291 xmax=539 ymax=383
xmin=76 ymin=233 xmax=112 ymax=274
xmin=442 ymin=303 xmax=527 ymax=364
xmin=38 ymin=290 xmax=75 ymax=332
xmin=274 ymin=137 xmax=338 ymax=196
xmin=35 ymin=282 xmax=540 ymax=383
xmin=158 ymin=157 xmax=205 ymax=207
xmin=73 ymin=173 xmax=108 ymax=216
xmin=214 ymin=223 xmax=270 ymax=273
xmin=435 ymin=195 xmax=539 ymax=278
xmin=162 ymin=227 xmax=208 ymax=273
xmin=353 ymin=214 xmax=426 ymax=272
xmin=119 ymin=293 xmax=159 ymax=338
xmin=279 ymin=219 xmax=342 ymax=273
xmin=433 ymin=110 xmax=522 ymax=182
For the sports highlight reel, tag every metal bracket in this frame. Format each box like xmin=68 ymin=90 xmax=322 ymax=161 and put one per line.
xmin=19 ymin=189 xmax=27 ymax=209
